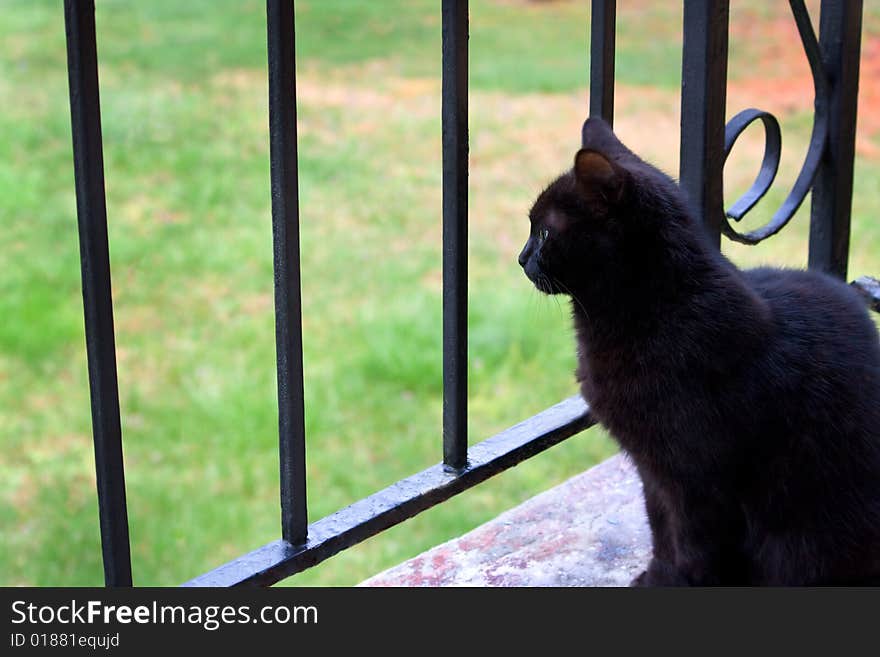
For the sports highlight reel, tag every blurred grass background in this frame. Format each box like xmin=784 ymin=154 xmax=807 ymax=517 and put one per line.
xmin=1 ymin=0 xmax=878 ymax=586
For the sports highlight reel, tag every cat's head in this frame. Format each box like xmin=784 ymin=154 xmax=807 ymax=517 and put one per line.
xmin=518 ymin=118 xmax=666 ymax=296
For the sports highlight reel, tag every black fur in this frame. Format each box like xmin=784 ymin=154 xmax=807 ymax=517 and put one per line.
xmin=519 ymin=118 xmax=880 ymax=585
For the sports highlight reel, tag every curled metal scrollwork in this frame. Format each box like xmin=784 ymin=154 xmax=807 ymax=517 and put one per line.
xmin=721 ymin=0 xmax=830 ymax=245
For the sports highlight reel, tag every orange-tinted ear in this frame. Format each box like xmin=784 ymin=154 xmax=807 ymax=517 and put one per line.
xmin=573 ymin=149 xmax=624 ymax=203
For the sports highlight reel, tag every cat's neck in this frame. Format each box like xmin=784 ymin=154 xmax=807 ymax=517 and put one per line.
xmin=568 ymin=224 xmax=769 ymax=352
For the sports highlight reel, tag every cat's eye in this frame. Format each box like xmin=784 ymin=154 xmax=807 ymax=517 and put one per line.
xmin=539 ymin=228 xmax=549 ymax=241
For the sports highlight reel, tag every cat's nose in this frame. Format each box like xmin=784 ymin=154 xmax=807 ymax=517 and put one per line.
xmin=518 ymin=244 xmax=530 ymax=268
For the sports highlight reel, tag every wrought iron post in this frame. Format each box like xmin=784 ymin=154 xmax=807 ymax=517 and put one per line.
xmin=589 ymin=0 xmax=616 ymax=126
xmin=808 ymin=0 xmax=863 ymax=279
xmin=63 ymin=0 xmax=132 ymax=587
xmin=267 ymin=0 xmax=308 ymax=545
xmin=679 ymin=0 xmax=730 ymax=247
xmin=442 ymin=0 xmax=469 ymax=471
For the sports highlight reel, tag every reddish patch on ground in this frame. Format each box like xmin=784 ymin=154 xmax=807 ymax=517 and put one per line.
xmin=457 ymin=523 xmax=504 ymax=553
xmin=729 ymin=12 xmax=880 ymax=159
xmin=386 ymin=549 xmax=459 ymax=587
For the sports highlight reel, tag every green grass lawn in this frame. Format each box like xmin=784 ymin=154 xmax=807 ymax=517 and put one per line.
xmin=1 ymin=0 xmax=878 ymax=586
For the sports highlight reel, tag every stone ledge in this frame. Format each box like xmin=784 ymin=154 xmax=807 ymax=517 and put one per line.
xmin=359 ymin=453 xmax=651 ymax=587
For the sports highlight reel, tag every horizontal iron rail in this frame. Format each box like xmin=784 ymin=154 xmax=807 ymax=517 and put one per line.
xmin=853 ymin=276 xmax=880 ymax=313
xmin=184 ymin=396 xmax=594 ymax=586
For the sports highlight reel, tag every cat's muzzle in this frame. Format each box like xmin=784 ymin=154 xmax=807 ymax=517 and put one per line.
xmin=523 ymin=263 xmax=558 ymax=295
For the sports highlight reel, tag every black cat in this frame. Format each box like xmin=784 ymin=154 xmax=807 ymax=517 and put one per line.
xmin=519 ymin=118 xmax=880 ymax=585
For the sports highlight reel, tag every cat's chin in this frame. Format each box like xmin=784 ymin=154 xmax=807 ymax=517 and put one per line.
xmin=533 ymin=280 xmax=555 ymax=295
xmin=528 ymin=273 xmax=562 ymax=295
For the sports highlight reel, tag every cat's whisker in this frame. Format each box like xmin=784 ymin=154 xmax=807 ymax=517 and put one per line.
xmin=548 ymin=274 xmax=591 ymax=323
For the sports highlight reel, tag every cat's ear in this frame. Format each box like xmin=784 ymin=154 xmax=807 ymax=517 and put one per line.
xmin=573 ymin=149 xmax=625 ymax=205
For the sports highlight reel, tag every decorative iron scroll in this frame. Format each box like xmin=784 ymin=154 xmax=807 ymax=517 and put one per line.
xmin=721 ymin=0 xmax=829 ymax=245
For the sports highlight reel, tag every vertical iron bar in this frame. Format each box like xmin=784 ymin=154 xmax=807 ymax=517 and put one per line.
xmin=63 ymin=0 xmax=132 ymax=587
xmin=442 ymin=0 xmax=469 ymax=471
xmin=589 ymin=0 xmax=616 ymax=126
xmin=679 ymin=0 xmax=730 ymax=248
xmin=267 ymin=0 xmax=308 ymax=545
xmin=808 ymin=0 xmax=863 ymax=279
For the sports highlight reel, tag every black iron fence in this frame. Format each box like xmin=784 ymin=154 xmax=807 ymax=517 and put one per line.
xmin=61 ymin=0 xmax=878 ymax=587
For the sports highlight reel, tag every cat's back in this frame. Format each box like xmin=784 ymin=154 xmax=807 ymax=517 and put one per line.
xmin=743 ymin=266 xmax=880 ymax=426
xmin=744 ymin=266 xmax=879 ymax=355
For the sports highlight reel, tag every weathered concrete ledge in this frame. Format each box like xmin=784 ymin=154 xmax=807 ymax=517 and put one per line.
xmin=360 ymin=453 xmax=651 ymax=587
